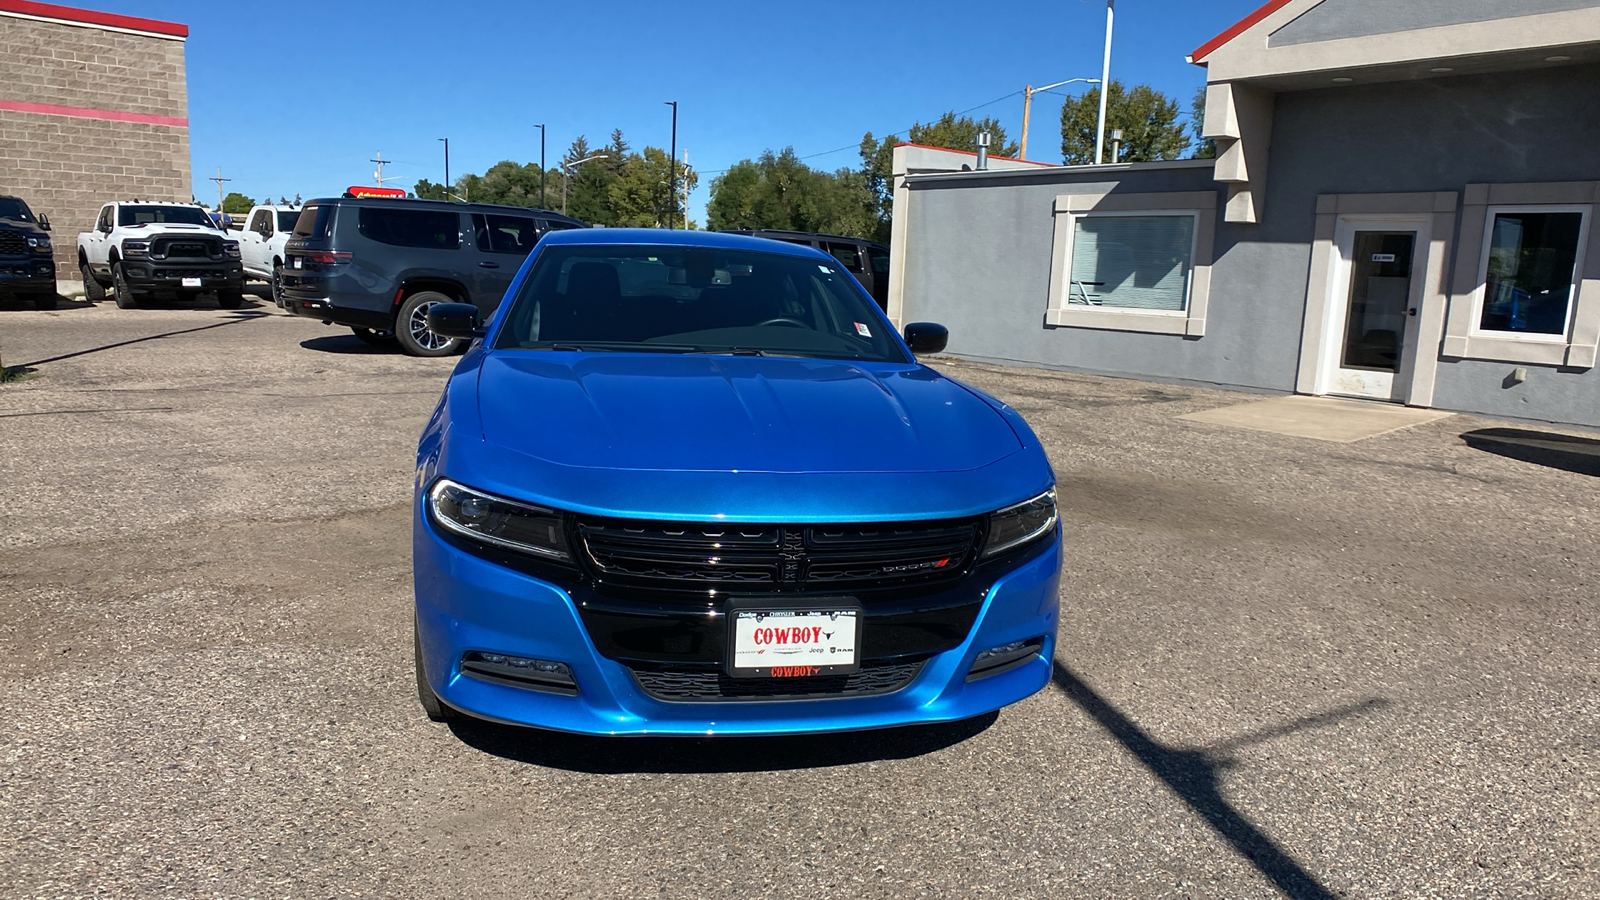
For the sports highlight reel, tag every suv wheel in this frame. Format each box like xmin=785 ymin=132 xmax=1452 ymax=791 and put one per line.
xmin=217 ymin=289 xmax=244 ymax=310
xmin=80 ymin=260 xmax=105 ymax=302
xmin=395 ymin=291 xmax=466 ymax=357
xmin=111 ymin=263 xmax=138 ymax=309
xmin=31 ymin=290 xmax=59 ymax=310
xmin=271 ymin=262 xmax=286 ymax=308
xmin=351 ymin=326 xmax=396 ymax=346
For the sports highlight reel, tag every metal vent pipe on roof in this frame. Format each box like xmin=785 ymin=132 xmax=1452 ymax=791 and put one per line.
xmin=976 ymin=131 xmax=990 ymax=170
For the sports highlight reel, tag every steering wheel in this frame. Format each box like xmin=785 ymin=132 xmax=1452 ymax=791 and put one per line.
xmin=757 ymin=317 xmax=809 ymax=328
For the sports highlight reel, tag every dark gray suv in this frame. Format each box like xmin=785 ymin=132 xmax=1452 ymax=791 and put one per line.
xmin=280 ymin=197 xmax=586 ymax=356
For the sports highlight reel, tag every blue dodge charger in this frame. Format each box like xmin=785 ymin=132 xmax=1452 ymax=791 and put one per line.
xmin=412 ymin=229 xmax=1061 ymax=736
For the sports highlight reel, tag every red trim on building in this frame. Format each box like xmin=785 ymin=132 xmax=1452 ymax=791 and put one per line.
xmin=0 ymin=0 xmax=187 ymax=37
xmin=895 ymin=142 xmax=1057 ymax=167
xmin=1189 ymin=0 xmax=1294 ymax=63
xmin=0 ymin=99 xmax=187 ymax=127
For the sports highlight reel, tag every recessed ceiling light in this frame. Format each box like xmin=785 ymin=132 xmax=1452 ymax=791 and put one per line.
xmin=1332 ymin=77 xmax=1354 ymax=83
xmin=1546 ymin=55 xmax=1571 ymax=61
xmin=1430 ymin=67 xmax=1453 ymax=73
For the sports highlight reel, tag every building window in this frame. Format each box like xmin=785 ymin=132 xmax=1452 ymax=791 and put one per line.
xmin=1476 ymin=208 xmax=1586 ymax=337
xmin=1066 ymin=214 xmax=1196 ymax=313
xmin=1046 ymin=190 xmax=1216 ymax=337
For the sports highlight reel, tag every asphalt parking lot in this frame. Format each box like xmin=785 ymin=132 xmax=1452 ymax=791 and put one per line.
xmin=1 ymin=296 xmax=1595 ymax=899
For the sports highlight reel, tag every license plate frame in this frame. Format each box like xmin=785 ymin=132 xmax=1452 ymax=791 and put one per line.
xmin=180 ymin=276 xmax=202 ymax=288
xmin=725 ymin=596 xmax=861 ymax=678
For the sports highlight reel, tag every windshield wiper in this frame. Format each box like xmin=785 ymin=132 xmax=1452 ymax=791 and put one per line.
xmin=685 ymin=347 xmax=768 ymax=356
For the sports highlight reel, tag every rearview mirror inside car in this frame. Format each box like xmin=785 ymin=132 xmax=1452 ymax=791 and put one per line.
xmin=426 ymin=302 xmax=485 ymax=340
xmin=903 ymin=322 xmax=949 ymax=355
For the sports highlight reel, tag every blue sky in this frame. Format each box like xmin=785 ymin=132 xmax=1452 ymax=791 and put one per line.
xmin=77 ymin=0 xmax=1261 ymax=220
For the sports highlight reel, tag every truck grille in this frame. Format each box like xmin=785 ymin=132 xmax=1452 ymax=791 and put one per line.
xmin=629 ymin=659 xmax=924 ymax=702
xmin=0 ymin=232 xmax=27 ymax=255
xmin=577 ymin=517 xmax=980 ymax=592
xmin=152 ymin=237 xmax=221 ymax=259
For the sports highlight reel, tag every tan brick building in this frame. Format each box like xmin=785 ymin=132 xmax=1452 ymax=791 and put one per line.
xmin=0 ymin=0 xmax=189 ymax=279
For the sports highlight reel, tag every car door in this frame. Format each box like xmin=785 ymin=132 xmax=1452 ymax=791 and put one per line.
xmin=241 ymin=209 xmax=270 ymax=275
xmin=823 ymin=239 xmax=869 ymax=290
xmin=86 ymin=205 xmax=114 ymax=269
xmin=467 ymin=212 xmax=540 ymax=317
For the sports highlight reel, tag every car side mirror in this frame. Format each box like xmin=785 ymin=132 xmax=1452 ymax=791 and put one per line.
xmin=903 ymin=322 xmax=949 ymax=355
xmin=37 ymin=214 xmax=50 ymax=231
xmin=427 ymin=302 xmax=485 ymax=339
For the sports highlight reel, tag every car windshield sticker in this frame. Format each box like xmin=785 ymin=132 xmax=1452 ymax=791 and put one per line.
xmin=854 ymin=322 xmax=872 ymax=337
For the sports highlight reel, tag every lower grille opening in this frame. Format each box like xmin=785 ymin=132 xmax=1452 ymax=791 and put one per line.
xmin=460 ymin=651 xmax=578 ymax=696
xmin=630 ymin=658 xmax=924 ymax=703
xmin=965 ymin=637 xmax=1044 ymax=682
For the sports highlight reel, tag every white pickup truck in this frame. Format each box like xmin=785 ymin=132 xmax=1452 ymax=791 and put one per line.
xmin=78 ymin=200 xmax=245 ymax=309
xmin=233 ymin=204 xmax=302 ymax=306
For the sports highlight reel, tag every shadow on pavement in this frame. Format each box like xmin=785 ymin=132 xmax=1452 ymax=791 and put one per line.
xmin=16 ymin=310 xmax=271 ymax=367
xmin=0 ymin=293 xmax=94 ymax=311
xmin=1460 ymin=427 xmax=1600 ymax=477
xmin=299 ymin=334 xmax=399 ymax=354
xmin=1054 ymin=661 xmax=1388 ymax=900
xmin=448 ymin=710 xmax=998 ymax=774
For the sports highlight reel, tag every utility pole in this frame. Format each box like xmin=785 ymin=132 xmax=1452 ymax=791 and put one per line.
xmin=437 ymin=138 xmax=449 ymax=199
xmin=534 ymin=123 xmax=547 ymax=209
xmin=664 ymin=101 xmax=677 ymax=230
xmin=1019 ymin=78 xmax=1099 ymax=160
xmin=370 ymin=151 xmax=399 ymax=187
xmin=1095 ymin=0 xmax=1115 ymax=165
xmin=209 ymin=167 xmax=230 ymax=211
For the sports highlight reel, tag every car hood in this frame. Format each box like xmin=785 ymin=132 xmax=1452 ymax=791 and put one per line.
xmin=475 ymin=352 xmax=1021 ymax=474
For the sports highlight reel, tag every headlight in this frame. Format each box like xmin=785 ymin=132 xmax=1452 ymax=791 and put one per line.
xmin=224 ymin=241 xmax=241 ymax=258
xmin=428 ymin=478 xmax=572 ymax=561
xmin=122 ymin=240 xmax=149 ymax=257
xmin=981 ymin=488 xmax=1057 ymax=558
xmin=27 ymin=236 xmax=51 ymax=251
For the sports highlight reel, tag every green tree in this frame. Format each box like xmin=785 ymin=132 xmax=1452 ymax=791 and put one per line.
xmin=1190 ymin=86 xmax=1215 ymax=159
xmin=1060 ymin=80 xmax=1189 ymax=164
xmin=857 ymin=112 xmax=1018 ymax=243
xmin=221 ymin=192 xmax=253 ymax=214
xmin=706 ymin=148 xmax=877 ymax=238
xmin=607 ymin=146 xmax=699 ymax=228
xmin=413 ymin=179 xmax=448 ymax=201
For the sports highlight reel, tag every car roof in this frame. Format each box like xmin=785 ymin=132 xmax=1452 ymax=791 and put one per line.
xmin=722 ymin=228 xmax=886 ymax=249
xmin=304 ymin=196 xmax=584 ymax=226
xmin=538 ymin=228 xmax=834 ymax=258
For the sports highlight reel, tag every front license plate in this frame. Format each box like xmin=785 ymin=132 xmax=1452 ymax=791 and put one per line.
xmin=729 ymin=604 xmax=859 ymax=678
xmin=181 ymin=277 xmax=202 ymax=287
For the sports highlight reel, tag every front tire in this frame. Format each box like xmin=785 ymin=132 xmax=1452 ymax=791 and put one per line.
xmin=217 ymin=288 xmax=244 ymax=309
xmin=271 ymin=262 xmax=285 ymax=308
xmin=111 ymin=262 xmax=137 ymax=309
xmin=415 ymin=621 xmax=453 ymax=723
xmin=31 ymin=290 xmax=59 ymax=310
xmin=80 ymin=260 xmax=105 ymax=302
xmin=394 ymin=291 xmax=467 ymax=358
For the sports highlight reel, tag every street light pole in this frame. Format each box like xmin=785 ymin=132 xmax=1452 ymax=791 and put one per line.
xmin=438 ymin=137 xmax=449 ymax=200
xmin=1020 ymin=77 xmax=1099 ymax=160
xmin=664 ymin=101 xmax=677 ymax=230
xmin=534 ymin=124 xmax=546 ymax=209
xmin=1095 ymin=0 xmax=1115 ymax=165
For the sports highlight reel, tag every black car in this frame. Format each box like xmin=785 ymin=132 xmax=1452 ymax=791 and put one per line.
xmin=0 ymin=195 xmax=58 ymax=309
xmin=719 ymin=229 xmax=891 ymax=311
xmin=280 ymin=197 xmax=586 ymax=356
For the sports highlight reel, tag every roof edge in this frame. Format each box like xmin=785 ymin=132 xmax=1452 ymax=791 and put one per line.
xmin=0 ymin=0 xmax=188 ymax=38
xmin=1190 ymin=0 xmax=1295 ymax=63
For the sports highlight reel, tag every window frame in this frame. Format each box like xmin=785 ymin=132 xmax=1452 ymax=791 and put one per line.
xmin=1466 ymin=204 xmax=1590 ymax=344
xmin=1046 ymin=189 xmax=1216 ymax=336
xmin=1443 ymin=181 xmax=1600 ymax=369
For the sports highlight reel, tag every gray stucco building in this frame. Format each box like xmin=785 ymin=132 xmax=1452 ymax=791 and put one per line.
xmin=889 ymin=0 xmax=1600 ymax=429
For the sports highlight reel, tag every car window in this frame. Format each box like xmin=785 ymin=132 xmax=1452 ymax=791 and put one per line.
xmin=357 ymin=207 xmax=460 ymax=249
xmin=471 ymin=213 xmax=541 ymax=254
xmin=540 ymin=218 xmax=584 ymax=232
xmin=248 ymin=210 xmax=268 ymax=233
xmin=118 ymin=205 xmax=213 ymax=227
xmin=276 ymin=211 xmax=300 ymax=232
xmin=0 ymin=197 xmax=34 ymax=221
xmin=292 ymin=204 xmax=334 ymax=239
xmin=869 ymin=248 xmax=890 ymax=278
xmin=825 ymin=242 xmax=864 ymax=272
xmin=97 ymin=207 xmax=112 ymax=231
xmin=494 ymin=244 xmax=908 ymax=363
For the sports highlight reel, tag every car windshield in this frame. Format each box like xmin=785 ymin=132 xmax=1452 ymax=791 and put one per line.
xmin=0 ymin=198 xmax=35 ymax=221
xmin=277 ymin=211 xmax=300 ymax=231
xmin=494 ymin=244 xmax=909 ymax=363
xmin=118 ymin=205 xmax=214 ymax=227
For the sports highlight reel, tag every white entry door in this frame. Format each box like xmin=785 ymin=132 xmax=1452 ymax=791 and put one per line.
xmin=1323 ymin=219 xmax=1428 ymax=401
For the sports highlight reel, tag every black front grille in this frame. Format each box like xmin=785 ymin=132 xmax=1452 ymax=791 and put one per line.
xmin=578 ymin=517 xmax=980 ymax=592
xmin=152 ymin=236 xmax=220 ymax=259
xmin=631 ymin=659 xmax=924 ymax=702
xmin=0 ymin=231 xmax=26 ymax=255
xmin=153 ymin=268 xmax=219 ymax=279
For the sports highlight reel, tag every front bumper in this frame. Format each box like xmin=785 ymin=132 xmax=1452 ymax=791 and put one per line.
xmin=120 ymin=260 xmax=243 ymax=291
xmin=0 ymin=259 xmax=56 ymax=291
xmin=413 ymin=504 xmax=1062 ymax=736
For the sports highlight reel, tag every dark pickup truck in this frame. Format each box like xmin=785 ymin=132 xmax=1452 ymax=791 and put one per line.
xmin=0 ymin=195 xmax=58 ymax=309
